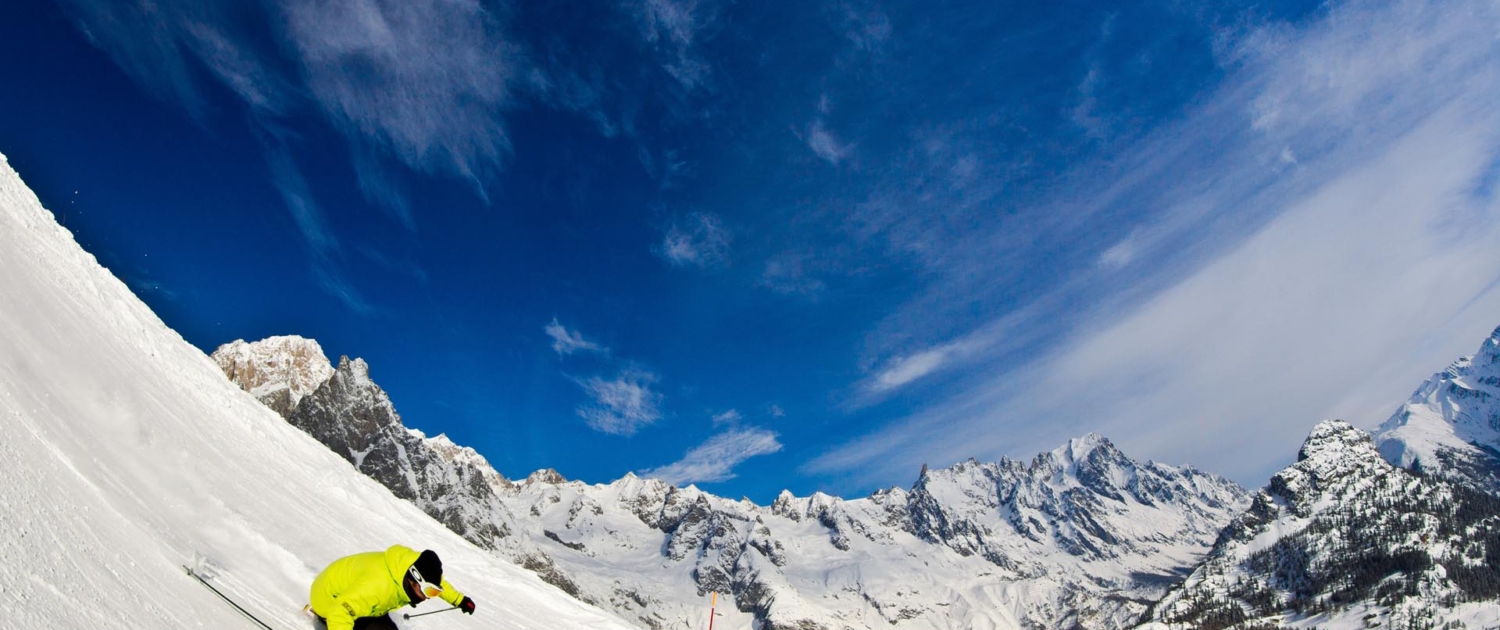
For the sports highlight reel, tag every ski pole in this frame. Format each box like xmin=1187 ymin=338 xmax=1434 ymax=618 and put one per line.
xmin=403 ymin=606 xmax=461 ymax=620
xmin=183 ymin=565 xmax=281 ymax=630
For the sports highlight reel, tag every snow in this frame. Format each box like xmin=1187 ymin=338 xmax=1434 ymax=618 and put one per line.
xmin=491 ymin=433 xmax=1247 ymax=630
xmin=0 ymin=153 xmax=637 ymax=630
xmin=1376 ymin=328 xmax=1500 ymax=479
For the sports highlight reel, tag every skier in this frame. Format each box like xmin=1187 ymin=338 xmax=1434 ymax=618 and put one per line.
xmin=309 ymin=545 xmax=477 ymax=630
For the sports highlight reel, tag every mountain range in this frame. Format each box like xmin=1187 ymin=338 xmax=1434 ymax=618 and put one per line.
xmin=213 ymin=324 xmax=1500 ymax=630
xmin=213 ymin=336 xmax=1253 ymax=629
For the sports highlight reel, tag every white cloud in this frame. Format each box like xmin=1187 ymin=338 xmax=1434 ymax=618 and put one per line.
xmin=545 ymin=319 xmax=607 ymax=356
xmin=857 ymin=314 xmax=1035 ymax=400
xmin=711 ymin=409 xmax=742 ymax=425
xmin=657 ymin=212 xmax=730 ymax=268
xmin=576 ymin=368 xmax=665 ymax=436
xmin=810 ymin=0 xmax=1500 ymax=490
xmin=870 ymin=347 xmax=952 ymax=393
xmin=807 ymin=120 xmax=851 ymax=164
xmin=642 ymin=427 xmax=784 ymax=486
xmin=767 ymin=403 xmax=786 ymax=418
xmin=1097 ymin=233 xmax=1139 ymax=269
xmin=278 ymin=0 xmax=515 ymax=184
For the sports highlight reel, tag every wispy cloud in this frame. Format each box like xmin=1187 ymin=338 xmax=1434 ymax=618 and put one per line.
xmin=838 ymin=2 xmax=892 ymax=53
xmin=260 ymin=130 xmax=375 ymax=315
xmin=1097 ymin=231 xmax=1140 ymax=270
xmin=546 ymin=319 xmax=608 ymax=356
xmin=657 ymin=212 xmax=731 ymax=269
xmin=759 ymin=252 xmax=825 ymax=297
xmin=630 ymin=0 xmax=713 ymax=89
xmin=642 ymin=427 xmax=783 ymax=486
xmin=125 ymin=274 xmax=180 ymax=301
xmin=576 ymin=368 xmax=664 ymax=436
xmin=278 ymin=0 xmax=515 ymax=184
xmin=868 ymin=346 xmax=954 ymax=393
xmin=810 ymin=0 xmax=1500 ymax=489
xmin=261 ymin=132 xmax=336 ymax=253
xmin=61 ymin=0 xmax=519 ymax=189
xmin=56 ymin=0 xmax=518 ymax=309
xmin=806 ymin=119 xmax=851 ymax=164
xmin=711 ymin=409 xmax=741 ymax=425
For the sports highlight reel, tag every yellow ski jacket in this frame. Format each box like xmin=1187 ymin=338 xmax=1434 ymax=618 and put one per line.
xmin=310 ymin=545 xmax=466 ymax=630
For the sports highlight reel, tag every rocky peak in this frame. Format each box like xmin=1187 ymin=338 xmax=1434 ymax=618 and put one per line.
xmin=769 ymin=489 xmax=800 ymax=521
xmin=1267 ymin=420 xmax=1386 ymax=517
xmin=212 ymin=336 xmax=334 ymax=417
xmin=1052 ymin=432 xmax=1110 ymax=465
xmin=1480 ymin=324 xmax=1500 ymax=365
xmin=424 ymin=431 xmax=514 ymax=492
xmin=1375 ymin=323 xmax=1500 ymax=493
xmin=293 ymin=356 xmax=399 ymax=442
xmin=1296 ymin=419 xmax=1378 ymax=463
xmin=527 ymin=468 xmax=567 ymax=485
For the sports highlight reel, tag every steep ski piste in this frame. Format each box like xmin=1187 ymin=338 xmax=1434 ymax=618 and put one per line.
xmin=0 ymin=154 xmax=641 ymax=630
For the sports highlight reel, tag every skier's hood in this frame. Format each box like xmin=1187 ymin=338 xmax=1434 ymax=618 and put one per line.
xmin=383 ymin=544 xmax=422 ymax=600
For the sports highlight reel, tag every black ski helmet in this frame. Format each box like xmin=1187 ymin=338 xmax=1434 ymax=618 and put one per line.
xmin=411 ymin=549 xmax=443 ymax=585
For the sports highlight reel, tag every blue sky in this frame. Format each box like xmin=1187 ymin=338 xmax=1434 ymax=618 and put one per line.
xmin=3 ymin=0 xmax=1500 ymax=503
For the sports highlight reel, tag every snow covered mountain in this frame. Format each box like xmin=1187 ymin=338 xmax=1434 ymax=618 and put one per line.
xmin=214 ymin=337 xmax=1250 ymax=630
xmin=0 ymin=153 xmax=640 ymax=629
xmin=1141 ymin=420 xmax=1500 ymax=630
xmin=1376 ymin=325 xmax=1500 ymax=493
xmin=508 ymin=441 xmax=1248 ymax=630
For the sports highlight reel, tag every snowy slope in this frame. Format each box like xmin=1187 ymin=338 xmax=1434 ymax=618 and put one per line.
xmin=1376 ymin=325 xmax=1500 ymax=492
xmin=0 ymin=153 xmax=639 ymax=630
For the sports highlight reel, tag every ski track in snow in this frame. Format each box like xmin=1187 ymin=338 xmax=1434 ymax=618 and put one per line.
xmin=0 ymin=153 xmax=639 ymax=630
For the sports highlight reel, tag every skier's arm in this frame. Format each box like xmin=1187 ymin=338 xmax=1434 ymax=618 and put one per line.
xmin=323 ymin=603 xmax=358 ymax=630
xmin=437 ymin=578 xmax=466 ymax=607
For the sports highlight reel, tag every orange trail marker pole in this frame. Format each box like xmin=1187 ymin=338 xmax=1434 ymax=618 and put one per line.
xmin=708 ymin=592 xmax=717 ymax=630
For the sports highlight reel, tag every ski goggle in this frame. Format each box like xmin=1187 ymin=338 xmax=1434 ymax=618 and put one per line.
xmin=407 ymin=566 xmax=443 ymax=599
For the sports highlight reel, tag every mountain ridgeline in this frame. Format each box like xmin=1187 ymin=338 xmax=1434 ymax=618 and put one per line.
xmin=212 ymin=326 xmax=1500 ymax=630
xmin=212 ymin=337 xmax=1251 ymax=630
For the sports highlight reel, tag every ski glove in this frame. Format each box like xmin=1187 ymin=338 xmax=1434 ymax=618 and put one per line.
xmin=459 ymin=596 xmax=476 ymax=615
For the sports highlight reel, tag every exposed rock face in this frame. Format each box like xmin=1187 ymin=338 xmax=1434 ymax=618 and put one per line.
xmin=1144 ymin=420 xmax=1500 ymax=630
xmin=1376 ymin=325 xmax=1500 ymax=494
xmin=213 ymin=336 xmax=333 ymax=417
xmin=211 ymin=346 xmax=523 ymax=553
